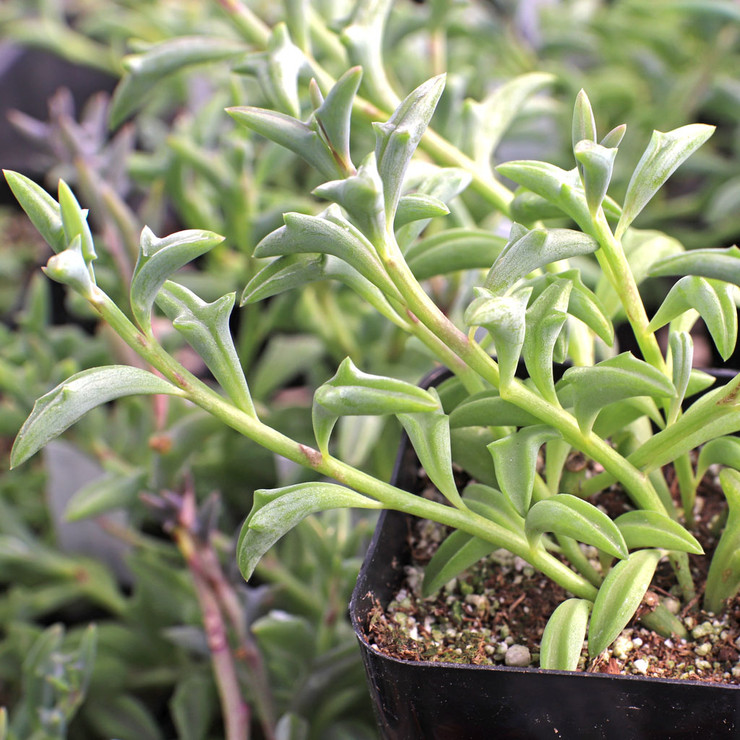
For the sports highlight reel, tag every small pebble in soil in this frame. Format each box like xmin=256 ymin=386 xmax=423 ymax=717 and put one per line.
xmin=505 ymin=645 xmax=531 ymax=667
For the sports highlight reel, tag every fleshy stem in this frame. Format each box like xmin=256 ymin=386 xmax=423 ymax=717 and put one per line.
xmin=590 ymin=207 xmax=667 ymax=375
xmin=373 ymin=229 xmax=666 ymax=514
xmin=88 ymin=287 xmax=596 ymax=600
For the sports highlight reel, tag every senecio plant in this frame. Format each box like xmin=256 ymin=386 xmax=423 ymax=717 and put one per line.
xmin=8 ymin=69 xmax=740 ymax=672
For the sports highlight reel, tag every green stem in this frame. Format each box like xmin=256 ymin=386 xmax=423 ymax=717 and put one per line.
xmin=90 ymin=288 xmax=595 ymax=600
xmin=591 ymin=208 xmax=666 ymax=375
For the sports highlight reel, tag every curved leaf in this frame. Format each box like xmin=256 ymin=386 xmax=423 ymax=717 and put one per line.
xmin=616 ymin=124 xmax=714 ymax=238
xmin=615 ymin=510 xmax=702 ymax=554
xmin=485 ymin=223 xmax=599 ymax=297
xmin=540 ymin=598 xmax=591 ymax=671
xmin=406 ymin=228 xmax=506 ymax=280
xmin=574 ymin=139 xmax=618 ymax=215
xmin=237 ymin=483 xmax=382 ymax=580
xmin=705 ymin=469 xmax=740 ymax=612
xmin=525 ymin=494 xmax=628 ymax=559
xmin=422 ymin=530 xmax=496 ymax=597
xmin=130 ymin=227 xmax=224 ymax=333
xmin=449 ymin=390 xmax=540 ymax=429
xmin=11 ymin=367 xmax=184 ymax=468
xmin=650 ymin=245 xmax=740 ymax=287
xmin=588 ymin=549 xmax=662 ymax=657
xmin=488 ymin=425 xmax=560 ymax=516
xmin=647 ymin=276 xmax=737 ymax=360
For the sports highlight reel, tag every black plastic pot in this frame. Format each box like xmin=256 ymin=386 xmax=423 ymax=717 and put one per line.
xmin=349 ymin=367 xmax=740 ymax=739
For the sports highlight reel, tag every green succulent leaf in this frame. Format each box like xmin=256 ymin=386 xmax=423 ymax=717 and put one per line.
xmin=705 ymin=469 xmax=740 ymax=612
xmin=4 ymin=170 xmax=65 ymax=253
xmin=43 ymin=237 xmax=96 ymax=297
xmin=254 ymin=208 xmax=399 ymax=298
xmin=58 ymin=179 xmax=96 ymax=264
xmin=488 ymin=425 xmax=560 ymax=517
xmin=312 ymin=66 xmax=363 ymax=174
xmin=667 ymin=331 xmax=693 ymax=424
xmin=650 ymin=245 xmax=740 ymax=287
xmin=495 ymin=161 xmax=591 ymax=229
xmin=422 ymin=530 xmax=497 ymax=597
xmin=465 ymin=72 xmax=555 ymax=166
xmin=572 ymin=89 xmax=597 ymax=152
xmin=588 ymin=549 xmax=662 ymax=657
xmin=405 ymin=228 xmax=507 ymax=280
xmin=523 ymin=280 xmax=571 ymax=403
xmin=374 ymin=74 xmax=446 ymax=223
xmin=465 ymin=287 xmax=530 ymax=388
xmin=237 ymin=483 xmax=382 ymax=580
xmin=227 ymin=106 xmax=343 ymax=180
xmin=525 ymin=494 xmax=628 ymax=559
xmin=399 ymin=396 xmax=462 ymax=508
xmin=614 ymin=510 xmax=702 ymax=554
xmin=395 ymin=193 xmax=449 ymax=227
xmin=65 ymin=471 xmax=146 ymax=522
xmin=236 ymin=23 xmax=306 ymax=118
xmin=242 ymin=253 xmax=403 ymax=326
xmin=600 ymin=124 xmax=626 ymax=149
xmin=530 ymin=270 xmax=614 ymax=346
xmin=312 ymin=153 xmax=386 ymax=241
xmin=696 ymin=437 xmax=740 ymax=485
xmin=574 ymin=139 xmax=618 ymax=215
xmin=561 ymin=353 xmax=675 ymax=432
xmin=629 ymin=374 xmax=740 ymax=473
xmin=110 ymin=37 xmax=245 ymax=127
xmin=130 ymin=227 xmax=223 ymax=333
xmin=647 ymin=276 xmax=737 ymax=361
xmin=312 ymin=358 xmax=440 ymax=454
xmin=540 ymin=598 xmax=591 ymax=671
xmin=449 ymin=390 xmax=540 ymax=429
xmin=156 ymin=281 xmax=254 ymax=414
xmin=485 ymin=224 xmax=599 ymax=297
xmin=616 ymin=123 xmax=715 ymax=238
xmin=11 ymin=367 xmax=185 ymax=468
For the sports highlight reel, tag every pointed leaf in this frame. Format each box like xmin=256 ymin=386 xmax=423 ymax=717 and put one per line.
xmin=696 ymin=437 xmax=740 ymax=486
xmin=574 ymin=140 xmax=618 ymax=215
xmin=648 ymin=276 xmax=737 ymax=360
xmin=667 ymin=330 xmax=693 ymax=424
xmin=650 ymin=245 xmax=740 ymax=287
xmin=405 ymin=228 xmax=506 ymax=280
xmin=540 ymin=598 xmax=590 ymax=671
xmin=705 ymin=469 xmax=740 ymax=612
xmin=65 ymin=471 xmax=146 ymax=521
xmin=43 ymin=238 xmax=96 ymax=297
xmin=422 ymin=530 xmax=496 ymax=596
xmin=523 ymin=280 xmax=571 ymax=403
xmin=4 ymin=170 xmax=65 ymax=252
xmin=449 ymin=390 xmax=540 ymax=429
xmin=130 ymin=227 xmax=224 ymax=333
xmin=525 ymin=494 xmax=628 ymax=559
xmin=374 ymin=74 xmax=445 ymax=222
xmin=615 ymin=510 xmax=702 ymax=554
xmin=572 ymin=90 xmax=597 ymax=152
xmin=464 ymin=287 xmax=530 ymax=388
xmin=11 ymin=367 xmax=184 ymax=467
xmin=394 ymin=193 xmax=449 ymax=227
xmin=58 ymin=180 xmax=96 ymax=263
xmin=227 ymin=106 xmax=343 ymax=180
xmin=600 ymin=124 xmax=626 ymax=149
xmin=254 ymin=208 xmax=398 ymax=298
xmin=488 ymin=425 xmax=560 ymax=516
xmin=588 ymin=550 xmax=662 ymax=656
xmin=561 ymin=353 xmax=675 ymax=432
xmin=237 ymin=483 xmax=382 ymax=580
xmin=616 ymin=124 xmax=715 ymax=238
xmin=111 ymin=37 xmax=245 ymax=127
xmin=466 ymin=72 xmax=555 ymax=166
xmin=495 ymin=161 xmax=591 ymax=228
xmin=485 ymin=224 xmax=599 ymax=296
xmin=156 ymin=281 xmax=254 ymax=414
xmin=399 ymin=394 xmax=462 ymax=508
xmin=313 ymin=66 xmax=363 ymax=174
xmin=312 ymin=358 xmax=439 ymax=454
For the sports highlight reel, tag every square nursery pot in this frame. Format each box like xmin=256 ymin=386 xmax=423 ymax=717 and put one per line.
xmin=349 ymin=366 xmax=740 ymax=739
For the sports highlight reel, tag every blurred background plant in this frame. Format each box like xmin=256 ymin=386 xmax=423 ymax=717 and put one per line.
xmin=0 ymin=0 xmax=738 ymax=737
